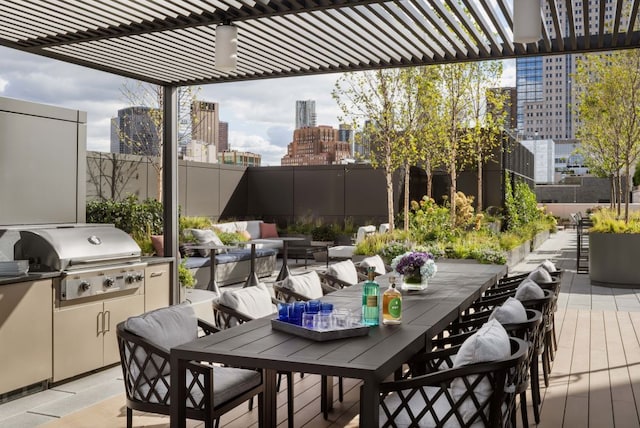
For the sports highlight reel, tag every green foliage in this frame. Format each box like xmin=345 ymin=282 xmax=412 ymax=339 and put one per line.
xmin=353 ymin=229 xmax=412 ymax=259
xmin=634 ymin=163 xmax=640 ymax=187
xmin=86 ymin=195 xmax=163 ymax=247
xmin=408 ymin=196 xmax=454 ymax=242
xmin=179 ymin=216 xmax=213 ymax=231
xmin=178 ymin=259 xmax=196 ymax=288
xmin=311 ymin=223 xmax=337 ymax=242
xmin=590 ymin=209 xmax=640 ymax=233
xmin=215 ymin=229 xmax=249 ymax=245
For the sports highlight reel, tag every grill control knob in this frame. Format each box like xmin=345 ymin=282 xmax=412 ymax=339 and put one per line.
xmin=104 ymin=277 xmax=115 ymax=287
xmin=135 ymin=274 xmax=144 ymax=282
xmin=79 ymin=281 xmax=91 ymax=292
xmin=125 ymin=275 xmax=135 ymax=284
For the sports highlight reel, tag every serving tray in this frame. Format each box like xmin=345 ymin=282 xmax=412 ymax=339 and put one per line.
xmin=271 ymin=319 xmax=370 ymax=341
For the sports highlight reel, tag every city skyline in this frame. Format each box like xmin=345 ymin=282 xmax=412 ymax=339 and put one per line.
xmin=0 ymin=46 xmax=515 ymax=166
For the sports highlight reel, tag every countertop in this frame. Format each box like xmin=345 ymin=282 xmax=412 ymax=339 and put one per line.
xmin=0 ymin=257 xmax=174 ymax=286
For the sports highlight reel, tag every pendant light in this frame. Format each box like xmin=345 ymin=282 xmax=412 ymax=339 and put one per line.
xmin=513 ymin=0 xmax=542 ymax=44
xmin=215 ymin=23 xmax=238 ymax=72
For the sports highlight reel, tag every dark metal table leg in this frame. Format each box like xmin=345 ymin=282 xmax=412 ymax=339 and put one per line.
xmin=277 ymin=240 xmax=291 ymax=281
xmin=208 ymin=251 xmax=220 ymax=294
xmin=244 ymin=243 xmax=260 ymax=287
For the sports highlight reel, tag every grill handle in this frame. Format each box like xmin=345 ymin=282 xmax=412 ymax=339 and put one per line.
xmin=69 ymin=255 xmax=139 ymax=265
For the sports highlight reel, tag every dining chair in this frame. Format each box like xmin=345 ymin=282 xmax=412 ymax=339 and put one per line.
xmin=379 ymin=326 xmax=529 ymax=428
xmin=116 ymin=303 xmax=264 ymax=428
xmin=354 ymin=254 xmax=392 ymax=278
xmin=272 ymin=270 xmax=346 ymax=416
xmin=441 ymin=305 xmax=542 ymax=428
xmin=210 ymin=283 xmax=295 ymax=428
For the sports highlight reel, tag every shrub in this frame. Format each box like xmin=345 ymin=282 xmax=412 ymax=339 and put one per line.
xmin=408 ymin=196 xmax=453 ymax=242
xmin=178 ymin=259 xmax=196 ymax=288
xmin=179 ymin=216 xmax=213 ymax=231
xmin=590 ymin=209 xmax=640 ymax=233
xmin=86 ymin=195 xmax=163 ymax=252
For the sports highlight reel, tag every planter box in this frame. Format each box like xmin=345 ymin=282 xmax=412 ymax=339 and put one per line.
xmin=589 ymin=233 xmax=640 ymax=287
xmin=506 ymin=240 xmax=531 ymax=270
xmin=531 ymin=230 xmax=550 ymax=251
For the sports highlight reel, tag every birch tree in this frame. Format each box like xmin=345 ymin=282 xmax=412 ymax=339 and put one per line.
xmin=116 ymin=82 xmax=200 ymax=202
xmin=574 ymin=51 xmax=640 ymax=222
xmin=333 ymin=70 xmax=405 ymax=230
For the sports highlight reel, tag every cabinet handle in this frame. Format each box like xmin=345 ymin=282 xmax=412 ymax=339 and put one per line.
xmin=150 ymin=271 xmax=164 ymax=278
xmin=97 ymin=311 xmax=103 ymax=335
xmin=103 ymin=310 xmax=111 ymax=333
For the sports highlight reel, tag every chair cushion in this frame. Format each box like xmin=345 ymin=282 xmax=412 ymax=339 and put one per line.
xmin=540 ymin=259 xmax=557 ymax=273
xmin=135 ymin=365 xmax=261 ymax=409
xmin=528 ymin=266 xmax=553 ymax=283
xmin=259 ymin=222 xmax=279 ymax=238
xmin=191 ymin=229 xmax=224 ymax=257
xmin=359 ymin=255 xmax=386 ymax=275
xmin=489 ymin=297 xmax=528 ymax=324
xmin=218 ymin=283 xmax=275 ymax=319
xmin=452 ymin=319 xmax=511 ymax=424
xmin=515 ymin=278 xmax=545 ymax=301
xmin=355 ymin=225 xmax=376 ymax=244
xmin=125 ymin=303 xmax=198 ymax=351
xmin=151 ymin=235 xmax=164 ymax=256
xmin=281 ymin=270 xmax=324 ymax=299
xmin=326 ymin=259 xmax=359 ymax=285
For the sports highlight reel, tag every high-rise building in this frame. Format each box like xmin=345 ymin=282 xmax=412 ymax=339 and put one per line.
xmin=281 ymin=126 xmax=351 ymax=166
xmin=295 ymin=100 xmax=316 ymax=129
xmin=218 ymin=121 xmax=229 ymax=152
xmin=191 ymin=101 xmax=219 ymax=152
xmin=110 ymin=106 xmax=161 ymax=155
xmin=516 ymin=0 xmax=618 ymax=141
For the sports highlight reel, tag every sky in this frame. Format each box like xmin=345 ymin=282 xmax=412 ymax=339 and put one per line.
xmin=0 ymin=46 xmax=515 ymax=166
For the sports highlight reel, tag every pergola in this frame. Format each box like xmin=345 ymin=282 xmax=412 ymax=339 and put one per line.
xmin=2 ymin=0 xmax=639 ymax=299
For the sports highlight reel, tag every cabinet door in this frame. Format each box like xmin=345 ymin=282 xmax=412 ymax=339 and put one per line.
xmin=53 ymin=300 xmax=104 ymax=382
xmin=0 ymin=280 xmax=53 ymax=395
xmin=144 ymin=263 xmax=171 ymax=311
xmin=103 ymin=294 xmax=145 ymax=365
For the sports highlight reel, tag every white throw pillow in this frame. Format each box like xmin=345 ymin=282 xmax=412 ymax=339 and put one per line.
xmin=281 ymin=270 xmax=324 ymax=299
xmin=360 ymin=255 xmax=386 ymax=275
xmin=219 ymin=283 xmax=275 ymax=319
xmin=327 ymin=259 xmax=359 ymax=285
xmin=515 ymin=278 xmax=545 ymax=301
xmin=355 ymin=225 xmax=376 ymax=244
xmin=540 ymin=259 xmax=557 ymax=273
xmin=528 ymin=266 xmax=553 ymax=283
xmin=191 ymin=229 xmax=224 ymax=257
xmin=489 ymin=297 xmax=528 ymax=324
xmin=452 ymin=319 xmax=511 ymax=424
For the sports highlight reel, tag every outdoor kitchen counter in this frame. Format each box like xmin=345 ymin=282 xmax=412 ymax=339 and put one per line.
xmin=143 ymin=256 xmax=175 ymax=265
xmin=0 ymin=271 xmax=59 ymax=286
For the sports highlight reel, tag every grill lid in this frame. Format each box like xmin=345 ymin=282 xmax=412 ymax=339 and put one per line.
xmin=15 ymin=225 xmax=142 ymax=272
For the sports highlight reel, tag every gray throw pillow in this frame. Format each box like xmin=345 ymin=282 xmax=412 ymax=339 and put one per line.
xmin=489 ymin=297 xmax=528 ymax=324
xmin=191 ymin=229 xmax=224 ymax=257
xmin=515 ymin=278 xmax=545 ymax=301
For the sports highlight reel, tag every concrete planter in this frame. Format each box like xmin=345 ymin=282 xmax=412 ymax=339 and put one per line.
xmin=531 ymin=230 xmax=550 ymax=251
xmin=589 ymin=233 xmax=640 ymax=287
xmin=506 ymin=240 xmax=531 ymax=269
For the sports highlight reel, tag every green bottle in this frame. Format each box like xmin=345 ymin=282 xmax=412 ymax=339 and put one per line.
xmin=362 ymin=266 xmax=379 ymax=326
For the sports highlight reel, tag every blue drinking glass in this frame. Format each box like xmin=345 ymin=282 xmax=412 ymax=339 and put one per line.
xmin=289 ymin=302 xmax=305 ymax=325
xmin=320 ymin=302 xmax=333 ymax=313
xmin=306 ymin=300 xmax=321 ymax=314
xmin=277 ymin=303 xmax=291 ymax=322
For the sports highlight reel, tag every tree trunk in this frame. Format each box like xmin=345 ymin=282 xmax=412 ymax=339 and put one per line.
xmin=476 ymin=156 xmax=483 ymax=212
xmin=616 ymin=171 xmax=622 ymax=217
xmin=426 ymin=171 xmax=433 ymax=198
xmin=449 ymin=163 xmax=457 ymax=226
xmin=610 ymin=175 xmax=615 ymax=210
xmin=404 ymin=163 xmax=410 ymax=231
xmin=386 ymin=171 xmax=394 ymax=232
xmin=624 ymin=164 xmax=631 ymax=223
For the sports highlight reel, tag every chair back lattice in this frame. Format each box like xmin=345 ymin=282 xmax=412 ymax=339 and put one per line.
xmin=380 ymin=338 xmax=528 ymax=428
xmin=116 ymin=323 xmax=212 ymax=419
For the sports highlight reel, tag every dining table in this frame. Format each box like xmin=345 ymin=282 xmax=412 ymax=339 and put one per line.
xmin=170 ymin=260 xmax=507 ymax=427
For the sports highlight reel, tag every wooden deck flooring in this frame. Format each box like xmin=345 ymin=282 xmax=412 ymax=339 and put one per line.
xmin=22 ymin=230 xmax=640 ymax=426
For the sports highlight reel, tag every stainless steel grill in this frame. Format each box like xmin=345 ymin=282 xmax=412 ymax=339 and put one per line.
xmin=15 ymin=225 xmax=146 ymax=300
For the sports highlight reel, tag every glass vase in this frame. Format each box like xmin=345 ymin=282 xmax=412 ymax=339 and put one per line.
xmin=401 ymin=273 xmax=428 ymax=291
